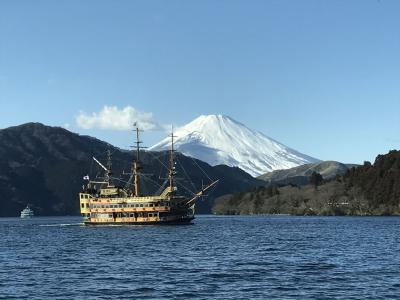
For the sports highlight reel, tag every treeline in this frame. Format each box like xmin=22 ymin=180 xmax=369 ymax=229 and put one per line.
xmin=213 ymin=150 xmax=400 ymax=216
xmin=345 ymin=151 xmax=400 ymax=213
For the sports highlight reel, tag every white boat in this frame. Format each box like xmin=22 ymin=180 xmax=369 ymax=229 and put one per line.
xmin=20 ymin=205 xmax=34 ymax=218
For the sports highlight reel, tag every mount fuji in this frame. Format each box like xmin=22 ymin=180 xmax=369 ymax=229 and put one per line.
xmin=149 ymin=115 xmax=319 ymax=177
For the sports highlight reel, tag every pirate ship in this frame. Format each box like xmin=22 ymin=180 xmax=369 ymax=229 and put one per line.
xmin=79 ymin=125 xmax=218 ymax=225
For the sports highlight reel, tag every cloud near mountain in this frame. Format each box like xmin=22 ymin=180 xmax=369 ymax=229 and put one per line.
xmin=76 ymin=105 xmax=163 ymax=131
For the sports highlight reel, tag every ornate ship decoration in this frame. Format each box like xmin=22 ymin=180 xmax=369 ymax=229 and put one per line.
xmin=79 ymin=124 xmax=219 ymax=225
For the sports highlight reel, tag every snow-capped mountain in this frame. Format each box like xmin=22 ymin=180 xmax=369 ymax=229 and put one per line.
xmin=149 ymin=115 xmax=319 ymax=177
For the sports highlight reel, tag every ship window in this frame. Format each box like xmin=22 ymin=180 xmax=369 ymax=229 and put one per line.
xmin=149 ymin=203 xmax=153 ymax=207
xmin=155 ymin=203 xmax=159 ymax=207
xmin=148 ymin=213 xmax=153 ymax=217
xmin=140 ymin=204 xmax=143 ymax=207
xmin=81 ymin=203 xmax=84 ymax=208
xmin=86 ymin=203 xmax=89 ymax=208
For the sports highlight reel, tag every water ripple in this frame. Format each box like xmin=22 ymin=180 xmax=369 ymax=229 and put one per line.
xmin=1 ymin=216 xmax=400 ymax=299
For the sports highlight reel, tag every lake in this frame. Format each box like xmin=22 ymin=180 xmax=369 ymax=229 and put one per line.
xmin=1 ymin=215 xmax=400 ymax=299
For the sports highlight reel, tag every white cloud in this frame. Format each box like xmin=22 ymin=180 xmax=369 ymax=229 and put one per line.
xmin=76 ymin=105 xmax=161 ymax=131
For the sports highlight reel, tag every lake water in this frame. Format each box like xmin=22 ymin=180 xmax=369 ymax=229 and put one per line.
xmin=1 ymin=215 xmax=400 ymax=299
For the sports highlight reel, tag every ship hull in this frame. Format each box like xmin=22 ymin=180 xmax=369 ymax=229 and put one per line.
xmin=84 ymin=217 xmax=194 ymax=226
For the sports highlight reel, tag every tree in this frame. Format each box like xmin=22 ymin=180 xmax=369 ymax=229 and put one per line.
xmin=310 ymin=171 xmax=323 ymax=189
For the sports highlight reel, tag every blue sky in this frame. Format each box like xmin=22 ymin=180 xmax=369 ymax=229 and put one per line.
xmin=0 ymin=0 xmax=399 ymax=164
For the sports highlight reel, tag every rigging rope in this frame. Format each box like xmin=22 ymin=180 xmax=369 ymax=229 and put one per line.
xmin=176 ymin=157 xmax=197 ymax=193
xmin=110 ymin=176 xmax=130 ymax=186
xmin=176 ymin=181 xmax=196 ymax=196
xmin=155 ymin=178 xmax=169 ymax=195
xmin=147 ymin=151 xmax=170 ymax=173
xmin=190 ymin=156 xmax=212 ymax=182
xmin=138 ymin=173 xmax=163 ymax=190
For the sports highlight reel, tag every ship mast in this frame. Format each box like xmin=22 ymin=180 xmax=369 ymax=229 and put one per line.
xmin=106 ymin=149 xmax=112 ymax=187
xmin=132 ymin=123 xmax=142 ymax=196
xmin=168 ymin=126 xmax=176 ymax=195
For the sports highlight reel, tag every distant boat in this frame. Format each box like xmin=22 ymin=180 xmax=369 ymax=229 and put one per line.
xmin=20 ymin=205 xmax=34 ymax=218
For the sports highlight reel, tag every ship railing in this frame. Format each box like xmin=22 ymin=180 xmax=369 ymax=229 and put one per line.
xmin=90 ymin=196 xmax=166 ymax=203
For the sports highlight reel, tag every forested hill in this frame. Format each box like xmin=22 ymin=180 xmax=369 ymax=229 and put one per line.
xmin=0 ymin=123 xmax=262 ymax=217
xmin=345 ymin=151 xmax=400 ymax=209
xmin=213 ymin=150 xmax=400 ymax=216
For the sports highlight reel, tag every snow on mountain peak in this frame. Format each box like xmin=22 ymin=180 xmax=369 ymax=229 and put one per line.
xmin=149 ymin=114 xmax=319 ymax=176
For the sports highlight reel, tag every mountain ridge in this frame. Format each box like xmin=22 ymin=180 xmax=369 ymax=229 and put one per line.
xmin=258 ymin=161 xmax=357 ymax=186
xmin=0 ymin=122 xmax=262 ymax=217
